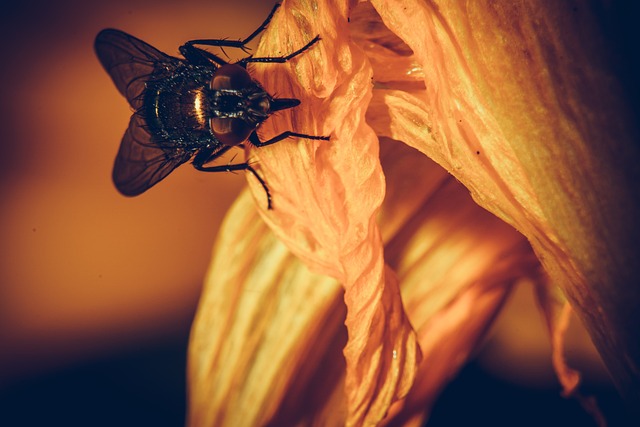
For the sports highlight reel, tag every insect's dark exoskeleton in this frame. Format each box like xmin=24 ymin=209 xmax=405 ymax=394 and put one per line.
xmin=94 ymin=3 xmax=328 ymax=209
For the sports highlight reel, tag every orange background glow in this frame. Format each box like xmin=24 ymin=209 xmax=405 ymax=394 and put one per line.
xmin=0 ymin=0 xmax=273 ymax=383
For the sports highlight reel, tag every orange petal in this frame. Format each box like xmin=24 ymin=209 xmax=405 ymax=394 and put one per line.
xmin=187 ymin=190 xmax=346 ymax=426
xmin=188 ymin=141 xmax=540 ymax=426
xmin=534 ymin=279 xmax=581 ymax=397
xmin=247 ymin=2 xmax=420 ymax=424
xmin=375 ymin=140 xmax=539 ymax=425
xmin=367 ymin=0 xmax=640 ymax=402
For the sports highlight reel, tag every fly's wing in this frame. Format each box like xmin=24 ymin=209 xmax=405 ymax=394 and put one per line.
xmin=96 ymin=29 xmax=190 ymax=195
xmin=113 ymin=114 xmax=192 ymax=196
xmin=95 ymin=29 xmax=180 ymax=110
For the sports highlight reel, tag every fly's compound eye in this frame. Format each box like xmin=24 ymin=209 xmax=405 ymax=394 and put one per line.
xmin=210 ymin=64 xmax=252 ymax=90
xmin=210 ymin=117 xmax=252 ymax=146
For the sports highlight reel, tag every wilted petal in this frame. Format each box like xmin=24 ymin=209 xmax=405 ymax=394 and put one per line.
xmin=374 ymin=140 xmax=538 ymax=425
xmin=187 ymin=190 xmax=345 ymax=426
xmin=367 ymin=0 xmax=640 ymax=401
xmin=247 ymin=1 xmax=420 ymax=424
xmin=190 ymin=0 xmax=639 ymax=424
xmin=534 ymin=278 xmax=581 ymax=397
xmin=189 ymin=141 xmax=541 ymax=426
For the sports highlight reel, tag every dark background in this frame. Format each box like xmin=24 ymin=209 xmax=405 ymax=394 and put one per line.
xmin=0 ymin=0 xmax=635 ymax=426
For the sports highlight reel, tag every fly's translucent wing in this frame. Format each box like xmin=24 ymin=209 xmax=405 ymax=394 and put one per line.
xmin=113 ymin=114 xmax=193 ymax=196
xmin=95 ymin=29 xmax=181 ymax=110
xmin=96 ymin=30 xmax=192 ymax=195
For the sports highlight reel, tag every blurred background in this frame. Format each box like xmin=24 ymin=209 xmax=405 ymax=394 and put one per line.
xmin=0 ymin=0 xmax=631 ymax=426
xmin=0 ymin=0 xmax=266 ymax=424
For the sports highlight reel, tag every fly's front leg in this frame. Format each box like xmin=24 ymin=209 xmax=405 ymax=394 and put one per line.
xmin=239 ymin=36 xmax=321 ymax=66
xmin=182 ymin=3 xmax=280 ymax=54
xmin=249 ymin=130 xmax=329 ymax=147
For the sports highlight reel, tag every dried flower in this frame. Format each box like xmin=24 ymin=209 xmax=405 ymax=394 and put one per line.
xmin=188 ymin=1 xmax=640 ymax=425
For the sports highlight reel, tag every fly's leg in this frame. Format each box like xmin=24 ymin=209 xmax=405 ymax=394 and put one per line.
xmin=249 ymin=130 xmax=329 ymax=147
xmin=196 ymin=163 xmax=272 ymax=210
xmin=181 ymin=3 xmax=280 ymax=54
xmin=180 ymin=44 xmax=228 ymax=66
xmin=181 ymin=4 xmax=320 ymax=68
xmin=192 ymin=145 xmax=233 ymax=166
xmin=239 ymin=36 xmax=321 ymax=65
xmin=193 ymin=146 xmax=272 ymax=209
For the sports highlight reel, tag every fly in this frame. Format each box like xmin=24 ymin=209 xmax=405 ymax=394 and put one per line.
xmin=94 ymin=3 xmax=328 ymax=209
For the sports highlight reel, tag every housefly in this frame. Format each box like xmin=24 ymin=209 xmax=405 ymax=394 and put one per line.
xmin=94 ymin=3 xmax=328 ymax=209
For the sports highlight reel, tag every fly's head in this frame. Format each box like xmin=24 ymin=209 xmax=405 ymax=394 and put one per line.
xmin=208 ymin=64 xmax=300 ymax=147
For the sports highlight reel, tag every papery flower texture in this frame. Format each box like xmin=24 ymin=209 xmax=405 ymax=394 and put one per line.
xmin=187 ymin=1 xmax=640 ymax=426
